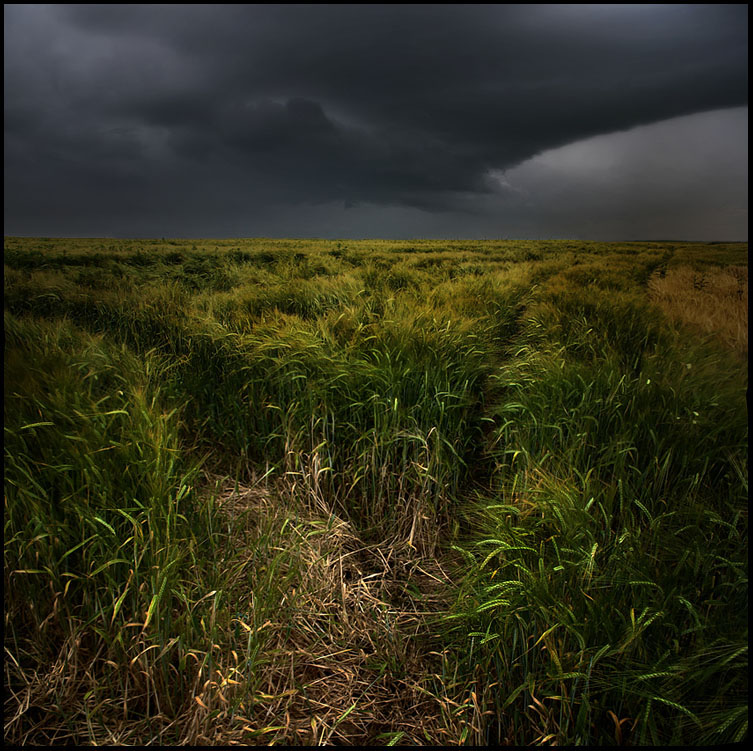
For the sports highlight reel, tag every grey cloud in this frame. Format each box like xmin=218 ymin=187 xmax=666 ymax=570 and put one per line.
xmin=4 ymin=4 xmax=748 ymax=237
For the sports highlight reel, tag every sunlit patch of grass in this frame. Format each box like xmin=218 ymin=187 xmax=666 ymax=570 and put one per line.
xmin=648 ymin=264 xmax=748 ymax=356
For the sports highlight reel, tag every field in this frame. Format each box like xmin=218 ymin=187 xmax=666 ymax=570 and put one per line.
xmin=3 ymin=237 xmax=748 ymax=745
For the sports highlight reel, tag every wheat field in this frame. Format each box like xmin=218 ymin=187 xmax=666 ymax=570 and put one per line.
xmin=4 ymin=237 xmax=748 ymax=745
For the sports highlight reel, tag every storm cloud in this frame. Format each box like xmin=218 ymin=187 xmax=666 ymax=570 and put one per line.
xmin=4 ymin=4 xmax=748 ymax=238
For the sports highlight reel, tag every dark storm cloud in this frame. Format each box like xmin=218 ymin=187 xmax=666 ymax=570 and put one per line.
xmin=4 ymin=4 xmax=748 ymax=237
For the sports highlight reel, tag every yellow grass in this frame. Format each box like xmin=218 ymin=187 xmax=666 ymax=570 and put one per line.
xmin=648 ymin=265 xmax=748 ymax=356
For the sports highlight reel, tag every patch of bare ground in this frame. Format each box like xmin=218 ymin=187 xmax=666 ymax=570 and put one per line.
xmin=194 ymin=473 xmax=466 ymax=746
xmin=648 ymin=264 xmax=747 ymax=356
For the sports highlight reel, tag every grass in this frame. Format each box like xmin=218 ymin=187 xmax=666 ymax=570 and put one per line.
xmin=3 ymin=236 xmax=748 ymax=745
xmin=648 ymin=264 xmax=748 ymax=357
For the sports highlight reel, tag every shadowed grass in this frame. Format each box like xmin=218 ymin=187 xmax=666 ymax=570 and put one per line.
xmin=4 ymin=315 xmax=223 ymax=743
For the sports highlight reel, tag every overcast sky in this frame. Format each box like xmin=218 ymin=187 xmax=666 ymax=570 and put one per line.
xmin=4 ymin=4 xmax=748 ymax=240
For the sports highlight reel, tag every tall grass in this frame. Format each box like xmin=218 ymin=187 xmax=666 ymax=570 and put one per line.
xmin=4 ymin=237 xmax=748 ymax=745
xmin=441 ymin=256 xmax=748 ymax=746
xmin=4 ymin=315 xmax=212 ymax=742
xmin=3 ymin=315 xmax=342 ymax=744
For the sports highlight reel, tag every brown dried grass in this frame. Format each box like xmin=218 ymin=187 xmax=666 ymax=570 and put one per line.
xmin=193 ymin=475 xmax=464 ymax=746
xmin=648 ymin=265 xmax=747 ymax=356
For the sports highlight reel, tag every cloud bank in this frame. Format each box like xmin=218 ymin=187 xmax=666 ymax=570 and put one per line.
xmin=4 ymin=4 xmax=748 ymax=238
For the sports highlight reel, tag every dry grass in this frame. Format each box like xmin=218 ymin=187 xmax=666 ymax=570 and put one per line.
xmin=648 ymin=265 xmax=748 ymax=356
xmin=193 ymin=475 xmax=462 ymax=746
